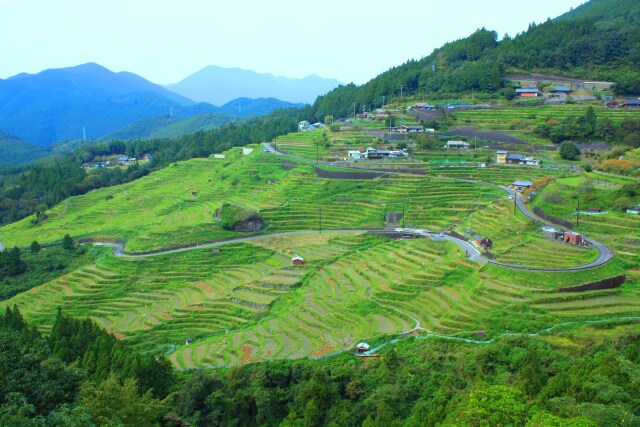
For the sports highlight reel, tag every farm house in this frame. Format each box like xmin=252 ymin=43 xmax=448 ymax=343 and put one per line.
xmin=542 ymin=226 xmax=562 ymax=240
xmin=515 ymin=88 xmax=542 ymax=97
xmin=445 ymin=141 xmax=469 ymax=149
xmin=292 ymin=255 xmax=305 ymax=265
xmin=564 ymin=231 xmax=582 ymax=246
xmin=471 ymin=235 xmax=493 ymax=250
xmin=510 ymin=180 xmax=533 ymax=192
xmin=356 ymin=342 xmax=370 ymax=354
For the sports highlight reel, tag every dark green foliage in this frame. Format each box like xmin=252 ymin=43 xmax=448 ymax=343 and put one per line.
xmin=61 ymin=234 xmax=75 ymax=251
xmin=560 ymin=141 xmax=582 ymax=160
xmin=170 ymin=333 xmax=640 ymax=426
xmin=220 ymin=202 xmax=263 ymax=231
xmin=49 ymin=309 xmax=175 ymax=397
xmin=29 ymin=241 xmax=41 ymax=255
xmin=0 ymin=246 xmax=26 ymax=277
xmin=0 ymin=246 xmax=102 ymax=301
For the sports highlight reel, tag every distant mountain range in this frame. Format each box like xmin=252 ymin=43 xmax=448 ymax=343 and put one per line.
xmin=0 ymin=130 xmax=48 ymax=166
xmin=166 ymin=65 xmax=341 ymax=106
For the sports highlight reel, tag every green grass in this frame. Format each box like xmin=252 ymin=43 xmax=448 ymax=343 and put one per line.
xmin=1 ymin=145 xmax=638 ymax=369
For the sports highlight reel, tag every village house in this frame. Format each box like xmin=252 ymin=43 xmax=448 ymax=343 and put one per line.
xmin=496 ymin=150 xmax=508 ymax=164
xmin=471 ymin=235 xmax=493 ymax=250
xmin=356 ymin=342 xmax=370 ymax=354
xmin=348 ymin=150 xmax=364 ymax=160
xmin=500 ymin=151 xmax=539 ymax=166
xmin=510 ymin=180 xmax=533 ymax=192
xmin=298 ymin=120 xmax=310 ymax=131
xmin=622 ymin=99 xmax=640 ymax=108
xmin=445 ymin=140 xmax=469 ymax=149
xmin=516 ymin=88 xmax=542 ymax=97
xmin=564 ymin=231 xmax=582 ymax=246
xmin=292 ymin=255 xmax=305 ymax=265
xmin=542 ymin=226 xmax=562 ymax=240
xmin=626 ymin=206 xmax=640 ymax=214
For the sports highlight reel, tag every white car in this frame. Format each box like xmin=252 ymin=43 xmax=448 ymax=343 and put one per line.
xmin=95 ymin=242 xmax=104 ymax=246
xmin=394 ymin=227 xmax=405 ymax=232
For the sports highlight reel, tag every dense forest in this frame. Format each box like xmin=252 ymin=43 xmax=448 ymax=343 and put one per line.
xmin=2 ymin=303 xmax=639 ymax=426
xmin=310 ymin=0 xmax=640 ymax=119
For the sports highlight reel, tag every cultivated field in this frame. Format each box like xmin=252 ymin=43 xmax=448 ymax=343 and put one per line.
xmin=1 ymin=144 xmax=638 ymax=369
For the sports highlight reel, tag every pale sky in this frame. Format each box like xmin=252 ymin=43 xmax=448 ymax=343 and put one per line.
xmin=1 ymin=0 xmax=586 ymax=85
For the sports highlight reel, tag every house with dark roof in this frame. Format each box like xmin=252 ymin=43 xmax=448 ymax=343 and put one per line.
xmin=626 ymin=206 xmax=640 ymax=215
xmin=510 ymin=180 xmax=533 ymax=192
xmin=445 ymin=141 xmax=469 ymax=149
xmin=516 ymin=88 xmax=542 ymax=97
xmin=471 ymin=235 xmax=493 ymax=250
xmin=506 ymin=153 xmax=526 ymax=164
xmin=623 ymin=99 xmax=640 ymax=108
xmin=551 ymin=86 xmax=572 ymax=93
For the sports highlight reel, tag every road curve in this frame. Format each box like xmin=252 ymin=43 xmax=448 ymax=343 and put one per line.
xmin=92 ymin=150 xmax=613 ymax=271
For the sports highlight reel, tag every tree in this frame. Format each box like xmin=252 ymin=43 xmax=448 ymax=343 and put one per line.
xmin=559 ymin=141 xmax=581 ymax=160
xmin=62 ymin=234 xmax=75 ymax=251
xmin=81 ymin=376 xmax=167 ymax=427
xmin=30 ymin=241 xmax=41 ymax=256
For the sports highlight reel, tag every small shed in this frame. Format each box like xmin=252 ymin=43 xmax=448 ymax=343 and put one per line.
xmin=292 ymin=255 xmax=305 ymax=265
xmin=511 ymin=180 xmax=533 ymax=192
xmin=356 ymin=342 xmax=370 ymax=354
xmin=564 ymin=231 xmax=582 ymax=246
xmin=542 ymin=226 xmax=562 ymax=240
xmin=588 ymin=208 xmax=602 ymax=214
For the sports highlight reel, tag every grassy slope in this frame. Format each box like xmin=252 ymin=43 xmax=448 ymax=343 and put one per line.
xmin=1 ymin=137 xmax=638 ymax=368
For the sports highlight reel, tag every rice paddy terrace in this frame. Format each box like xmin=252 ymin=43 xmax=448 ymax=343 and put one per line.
xmin=1 ymin=146 xmax=638 ymax=369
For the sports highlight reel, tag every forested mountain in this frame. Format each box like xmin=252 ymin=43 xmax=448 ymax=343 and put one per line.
xmin=0 ymin=63 xmax=199 ymax=146
xmin=309 ymin=0 xmax=640 ymax=119
xmin=167 ymin=65 xmax=341 ymax=105
xmin=0 ymin=131 xmax=48 ymax=166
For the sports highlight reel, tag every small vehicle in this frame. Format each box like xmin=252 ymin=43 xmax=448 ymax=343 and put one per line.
xmin=95 ymin=242 xmax=104 ymax=246
xmin=438 ymin=233 xmax=445 ymax=238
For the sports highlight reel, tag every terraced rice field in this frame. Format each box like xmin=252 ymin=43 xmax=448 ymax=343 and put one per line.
xmin=4 ymin=227 xmax=637 ymax=369
xmin=456 ymin=199 xmax=599 ymax=268
xmin=2 ymin=146 xmax=638 ymax=369
xmin=452 ymin=104 xmax=639 ymax=145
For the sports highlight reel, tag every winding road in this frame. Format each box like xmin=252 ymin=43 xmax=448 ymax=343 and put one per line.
xmin=95 ymin=149 xmax=614 ymax=272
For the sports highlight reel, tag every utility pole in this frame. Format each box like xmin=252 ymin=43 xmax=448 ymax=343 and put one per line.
xmin=513 ymin=190 xmax=517 ymax=215
xmin=402 ymin=203 xmax=405 ymax=228
xmin=576 ymin=198 xmax=580 ymax=228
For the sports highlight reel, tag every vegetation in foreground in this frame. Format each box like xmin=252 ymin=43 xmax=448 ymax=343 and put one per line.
xmin=3 ymin=304 xmax=640 ymax=426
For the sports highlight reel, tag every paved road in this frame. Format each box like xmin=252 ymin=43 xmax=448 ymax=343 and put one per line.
xmin=92 ymin=150 xmax=614 ymax=271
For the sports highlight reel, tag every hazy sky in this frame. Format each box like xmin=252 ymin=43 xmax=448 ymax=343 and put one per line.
xmin=1 ymin=0 xmax=586 ymax=85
